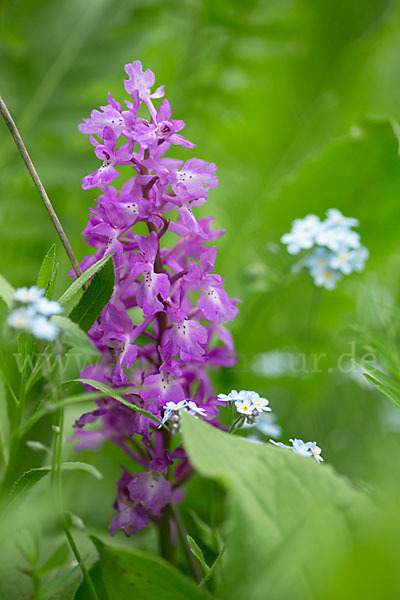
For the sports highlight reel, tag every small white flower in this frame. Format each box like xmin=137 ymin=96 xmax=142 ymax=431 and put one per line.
xmin=30 ymin=315 xmax=59 ymax=341
xmin=316 ymin=226 xmax=360 ymax=253
xmin=158 ymin=400 xmax=188 ymax=428
xmin=281 ymin=215 xmax=321 ymax=255
xmin=217 ymin=389 xmax=240 ymax=402
xmin=270 ymin=437 xmax=324 ymax=464
xmin=307 ymin=441 xmax=324 ymax=463
xmin=329 ymin=248 xmax=356 ymax=275
xmin=187 ymin=400 xmax=207 ymax=417
xmin=218 ymin=389 xmax=255 ymax=404
xmin=325 ymin=208 xmax=359 ymax=229
xmin=251 ymin=393 xmax=272 ymax=413
xmin=6 ymin=307 xmax=36 ymax=331
xmin=289 ymin=438 xmax=313 ymax=457
xmin=235 ymin=398 xmax=255 ymax=415
xmin=270 ymin=440 xmax=291 ymax=450
xmin=34 ymin=297 xmax=63 ymax=316
xmin=305 ymin=246 xmax=332 ymax=271
xmin=311 ymin=266 xmax=342 ymax=290
xmin=348 ymin=246 xmax=369 ymax=272
xmin=13 ymin=286 xmax=44 ymax=304
xmin=164 ymin=400 xmax=188 ymax=412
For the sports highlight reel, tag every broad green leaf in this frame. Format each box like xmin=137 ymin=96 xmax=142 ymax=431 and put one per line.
xmin=57 ymin=253 xmax=114 ymax=307
xmin=187 ymin=535 xmax=210 ymax=577
xmin=52 ymin=316 xmax=99 ymax=357
xmin=181 ymin=413 xmax=369 ymax=600
xmin=91 ymin=536 xmax=207 ymax=600
xmin=11 ymin=461 xmax=103 ymax=501
xmin=77 ymin=378 xmax=161 ymax=425
xmin=36 ymin=244 xmax=56 ymax=296
xmin=69 ymin=255 xmax=114 ymax=332
xmin=0 ymin=273 xmax=14 ymax=308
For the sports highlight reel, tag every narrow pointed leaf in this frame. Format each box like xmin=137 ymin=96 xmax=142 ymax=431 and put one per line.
xmin=69 ymin=256 xmax=114 ymax=332
xmin=0 ymin=273 xmax=14 ymax=308
xmin=57 ymin=253 xmax=114 ymax=306
xmin=36 ymin=244 xmax=56 ymax=296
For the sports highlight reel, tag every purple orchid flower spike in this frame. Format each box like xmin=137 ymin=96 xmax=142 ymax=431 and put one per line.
xmin=75 ymin=60 xmax=239 ymax=538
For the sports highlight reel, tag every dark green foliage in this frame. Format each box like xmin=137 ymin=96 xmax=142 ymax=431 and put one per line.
xmin=69 ymin=257 xmax=115 ymax=332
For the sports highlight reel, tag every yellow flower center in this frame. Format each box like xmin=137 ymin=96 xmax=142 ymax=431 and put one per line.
xmin=324 ymin=271 xmax=332 ymax=278
xmin=319 ymin=259 xmax=326 ymax=266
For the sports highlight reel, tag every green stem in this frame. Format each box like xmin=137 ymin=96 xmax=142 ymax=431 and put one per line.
xmin=0 ymin=96 xmax=82 ymax=277
xmin=62 ymin=519 xmax=99 ymax=600
xmin=228 ymin=416 xmax=244 ymax=434
xmin=198 ymin=546 xmax=226 ymax=589
xmin=50 ymin=345 xmax=99 ymax=600
xmin=169 ymin=502 xmax=203 ymax=586
xmin=1 ymin=369 xmax=27 ymax=496
xmin=159 ymin=503 xmax=175 ymax=564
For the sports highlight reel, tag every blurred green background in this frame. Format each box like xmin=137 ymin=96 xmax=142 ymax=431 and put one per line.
xmin=1 ymin=1 xmax=400 ymax=594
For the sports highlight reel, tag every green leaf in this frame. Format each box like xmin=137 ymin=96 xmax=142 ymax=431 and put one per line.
xmin=363 ymin=374 xmax=400 ymax=409
xmin=17 ymin=332 xmax=37 ymax=377
xmin=10 ymin=461 xmax=103 ymax=502
xmin=46 ymin=262 xmax=59 ymax=300
xmin=37 ymin=542 xmax=69 ymax=577
xmin=186 ymin=535 xmax=210 ymax=577
xmin=52 ymin=316 xmax=99 ymax=357
xmin=181 ymin=413 xmax=369 ymax=600
xmin=189 ymin=510 xmax=223 ymax=554
xmin=76 ymin=378 xmax=162 ymax=425
xmin=40 ymin=565 xmax=80 ymax=600
xmin=57 ymin=253 xmax=115 ymax=307
xmin=0 ymin=273 xmax=14 ymax=308
xmin=69 ymin=255 xmax=114 ymax=332
xmin=361 ymin=364 xmax=400 ymax=397
xmin=36 ymin=244 xmax=56 ymax=296
xmin=91 ymin=537 xmax=208 ymax=600
xmin=10 ymin=467 xmax=49 ymax=501
xmin=59 ymin=461 xmax=103 ymax=480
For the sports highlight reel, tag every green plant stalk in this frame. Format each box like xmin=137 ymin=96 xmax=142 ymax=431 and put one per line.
xmin=1 ymin=367 xmax=27 ymax=496
xmin=169 ymin=501 xmax=203 ymax=586
xmin=50 ymin=345 xmax=100 ymax=600
xmin=158 ymin=426 xmax=175 ymax=563
xmin=0 ymin=96 xmax=82 ymax=278
xmin=228 ymin=416 xmax=244 ymax=433
xmin=198 ymin=545 xmax=226 ymax=589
